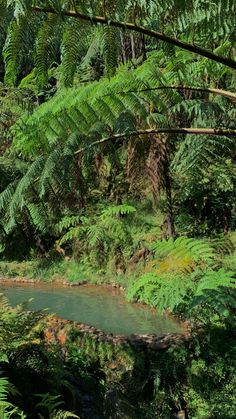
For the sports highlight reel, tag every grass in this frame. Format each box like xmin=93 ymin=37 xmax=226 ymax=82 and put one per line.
xmin=0 ymin=259 xmax=91 ymax=283
xmin=0 ymin=258 xmax=132 ymax=287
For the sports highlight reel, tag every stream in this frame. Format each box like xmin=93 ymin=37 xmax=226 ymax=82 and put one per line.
xmin=0 ymin=282 xmax=183 ymax=335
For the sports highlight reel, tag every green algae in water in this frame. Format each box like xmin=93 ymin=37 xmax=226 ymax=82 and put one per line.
xmin=0 ymin=283 xmax=182 ymax=335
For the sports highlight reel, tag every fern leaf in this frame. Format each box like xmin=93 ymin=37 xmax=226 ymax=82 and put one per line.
xmin=190 ymin=269 xmax=236 ymax=320
xmin=61 ymin=18 xmax=89 ymax=87
xmin=102 ymin=25 xmax=119 ymax=78
xmin=35 ymin=13 xmax=62 ymax=88
xmin=101 ymin=204 xmax=136 ymax=219
xmin=59 ymin=227 xmax=83 ymax=245
xmin=56 ymin=215 xmax=82 ymax=233
xmin=3 ymin=15 xmax=28 ymax=85
xmin=195 ymin=268 xmax=236 ymax=296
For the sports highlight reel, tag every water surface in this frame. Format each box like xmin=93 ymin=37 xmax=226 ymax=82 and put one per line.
xmin=0 ymin=283 xmax=182 ymax=335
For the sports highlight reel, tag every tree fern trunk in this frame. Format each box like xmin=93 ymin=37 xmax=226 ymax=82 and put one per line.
xmin=120 ymin=32 xmax=127 ymax=63
xmin=130 ymin=33 xmax=136 ymax=60
xmin=163 ymin=160 xmax=175 ymax=238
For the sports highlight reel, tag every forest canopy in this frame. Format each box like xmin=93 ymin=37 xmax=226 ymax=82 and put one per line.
xmin=0 ymin=0 xmax=235 ymax=257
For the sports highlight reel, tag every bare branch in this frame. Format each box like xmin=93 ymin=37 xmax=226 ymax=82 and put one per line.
xmin=74 ymin=128 xmax=236 ymax=155
xmin=103 ymin=86 xmax=236 ymax=101
xmin=32 ymin=6 xmax=236 ymax=70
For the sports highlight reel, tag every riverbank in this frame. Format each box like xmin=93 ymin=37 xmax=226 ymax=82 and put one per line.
xmin=0 ymin=259 xmax=129 ymax=289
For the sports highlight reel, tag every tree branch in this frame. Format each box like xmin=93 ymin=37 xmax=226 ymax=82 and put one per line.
xmin=74 ymin=128 xmax=236 ymax=155
xmin=104 ymin=86 xmax=236 ymax=101
xmin=32 ymin=6 xmax=236 ymax=70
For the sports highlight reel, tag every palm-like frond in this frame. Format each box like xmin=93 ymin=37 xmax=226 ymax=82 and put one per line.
xmin=190 ymin=269 xmax=236 ymax=322
xmin=127 ymin=271 xmax=194 ymax=312
xmin=1 ymin=0 xmax=235 ymax=87
xmin=61 ymin=19 xmax=90 ymax=87
xmin=151 ymin=237 xmax=215 ymax=269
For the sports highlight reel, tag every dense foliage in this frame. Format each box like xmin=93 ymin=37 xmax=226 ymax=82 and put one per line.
xmin=0 ymin=0 xmax=235 ymax=417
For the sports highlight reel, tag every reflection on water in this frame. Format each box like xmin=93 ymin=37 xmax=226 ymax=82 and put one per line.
xmin=0 ymin=283 xmax=182 ymax=335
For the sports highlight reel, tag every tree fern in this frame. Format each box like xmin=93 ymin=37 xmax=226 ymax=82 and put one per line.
xmin=35 ymin=13 xmax=62 ymax=89
xmin=2 ymin=0 xmax=235 ymax=84
xmin=102 ymin=25 xmax=119 ymax=78
xmin=190 ymin=269 xmax=236 ymax=322
xmin=27 ymin=203 xmax=49 ymax=234
xmin=61 ymin=18 xmax=90 ymax=87
xmin=151 ymin=237 xmax=215 ymax=273
xmin=101 ymin=204 xmax=136 ymax=218
xmin=3 ymin=15 xmax=29 ymax=86
xmin=12 ymin=47 xmax=234 ymax=158
xmin=0 ymin=294 xmax=47 ymax=351
xmin=56 ymin=215 xmax=83 ymax=233
xmin=127 ymin=272 xmax=194 ymax=312
xmin=8 ymin=156 xmax=45 ymax=218
xmin=0 ymin=0 xmax=235 ymax=260
xmin=0 ymin=375 xmax=26 ymax=418
xmin=59 ymin=226 xmax=83 ymax=246
xmin=59 ymin=204 xmax=135 ymax=268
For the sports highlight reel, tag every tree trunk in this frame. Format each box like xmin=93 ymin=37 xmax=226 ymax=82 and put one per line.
xmin=163 ymin=161 xmax=175 ymax=238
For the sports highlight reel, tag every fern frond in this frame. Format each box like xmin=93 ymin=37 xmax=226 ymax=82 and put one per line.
xmin=3 ymin=15 xmax=28 ymax=85
xmin=190 ymin=269 xmax=236 ymax=320
xmin=61 ymin=18 xmax=90 ymax=87
xmin=27 ymin=203 xmax=48 ymax=233
xmin=195 ymin=268 xmax=236 ymax=296
xmin=0 ymin=181 xmax=16 ymax=211
xmin=151 ymin=237 xmax=215 ymax=273
xmin=9 ymin=156 xmax=45 ymax=217
xmin=51 ymin=410 xmax=80 ymax=419
xmin=0 ymin=293 xmax=11 ymax=310
xmin=0 ymin=376 xmax=9 ymax=402
xmin=102 ymin=25 xmax=119 ymax=78
xmin=39 ymin=149 xmax=62 ymax=198
xmin=59 ymin=226 xmax=83 ymax=245
xmin=86 ymin=224 xmax=104 ymax=247
xmin=127 ymin=272 xmax=193 ymax=312
xmin=35 ymin=13 xmax=62 ymax=88
xmin=56 ymin=215 xmax=83 ymax=233
xmin=127 ymin=272 xmax=159 ymax=301
xmin=101 ymin=204 xmax=136 ymax=218
xmin=210 ymin=235 xmax=235 ymax=256
xmin=172 ymin=135 xmax=235 ymax=174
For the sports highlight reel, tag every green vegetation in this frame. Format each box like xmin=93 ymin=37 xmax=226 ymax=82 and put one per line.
xmin=0 ymin=0 xmax=236 ymax=417
xmin=0 ymin=294 xmax=236 ymax=418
